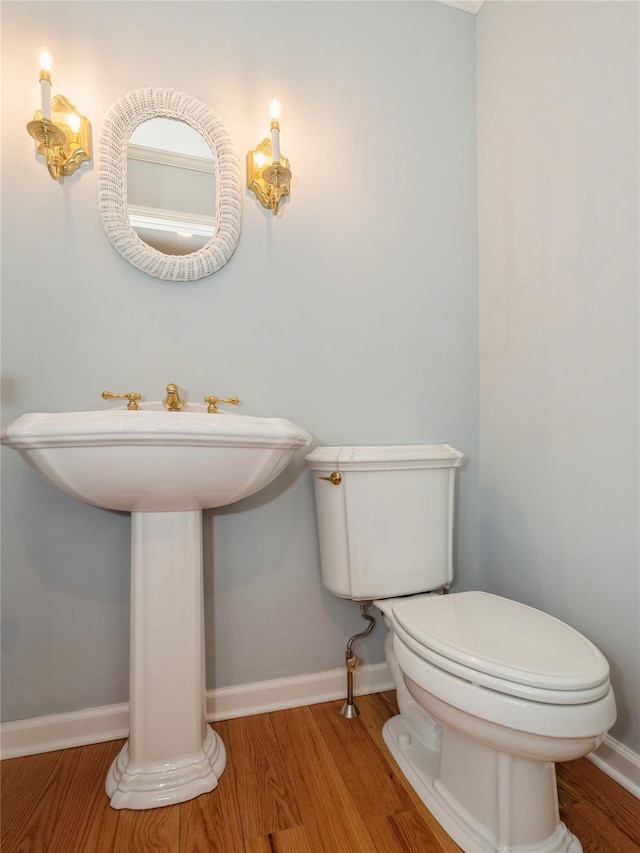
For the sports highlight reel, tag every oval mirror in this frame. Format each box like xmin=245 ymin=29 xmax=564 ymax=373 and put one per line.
xmin=99 ymin=89 xmax=241 ymax=281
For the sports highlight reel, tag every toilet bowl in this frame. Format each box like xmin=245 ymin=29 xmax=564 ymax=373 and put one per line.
xmin=305 ymin=445 xmax=616 ymax=853
xmin=377 ymin=591 xmax=615 ymax=852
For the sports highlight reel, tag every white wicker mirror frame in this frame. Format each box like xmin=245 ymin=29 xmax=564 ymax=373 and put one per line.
xmin=98 ymin=88 xmax=241 ymax=281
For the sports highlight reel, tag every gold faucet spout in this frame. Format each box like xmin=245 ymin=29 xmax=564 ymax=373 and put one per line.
xmin=163 ymin=383 xmax=185 ymax=411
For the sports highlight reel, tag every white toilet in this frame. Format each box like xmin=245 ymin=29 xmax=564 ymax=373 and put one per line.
xmin=305 ymin=444 xmax=616 ymax=853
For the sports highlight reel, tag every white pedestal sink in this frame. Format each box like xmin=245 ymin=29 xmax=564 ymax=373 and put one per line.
xmin=2 ymin=402 xmax=311 ymax=809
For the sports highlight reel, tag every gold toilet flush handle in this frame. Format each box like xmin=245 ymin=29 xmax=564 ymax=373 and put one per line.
xmin=204 ymin=395 xmax=240 ymax=413
xmin=319 ymin=472 xmax=342 ymax=485
xmin=102 ymin=391 xmax=142 ymax=410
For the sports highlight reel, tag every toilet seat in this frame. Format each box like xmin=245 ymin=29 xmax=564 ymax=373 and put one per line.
xmin=387 ymin=591 xmax=611 ymax=705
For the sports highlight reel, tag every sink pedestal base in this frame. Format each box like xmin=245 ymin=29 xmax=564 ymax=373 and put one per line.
xmin=106 ymin=510 xmax=226 ymax=810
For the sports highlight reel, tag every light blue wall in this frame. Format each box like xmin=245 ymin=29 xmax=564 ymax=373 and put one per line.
xmin=477 ymin=0 xmax=639 ymax=751
xmin=1 ymin=2 xmax=479 ymax=722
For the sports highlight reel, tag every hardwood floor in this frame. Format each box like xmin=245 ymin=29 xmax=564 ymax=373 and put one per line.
xmin=2 ymin=692 xmax=638 ymax=852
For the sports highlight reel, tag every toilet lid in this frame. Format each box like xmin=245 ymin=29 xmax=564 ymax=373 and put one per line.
xmin=391 ymin=591 xmax=610 ymax=695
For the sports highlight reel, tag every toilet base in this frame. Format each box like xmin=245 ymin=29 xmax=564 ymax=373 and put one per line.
xmin=382 ymin=714 xmax=581 ymax=853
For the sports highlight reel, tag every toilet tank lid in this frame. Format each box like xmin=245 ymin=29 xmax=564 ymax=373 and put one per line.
xmin=305 ymin=444 xmax=465 ymax=469
xmin=392 ymin=591 xmax=611 ymax=693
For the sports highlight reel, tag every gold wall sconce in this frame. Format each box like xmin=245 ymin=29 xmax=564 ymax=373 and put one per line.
xmin=247 ymin=97 xmax=291 ymax=215
xmin=26 ymin=49 xmax=91 ymax=181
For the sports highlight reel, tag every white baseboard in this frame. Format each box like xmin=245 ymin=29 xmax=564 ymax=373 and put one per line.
xmin=1 ymin=702 xmax=131 ymax=760
xmin=0 ymin=662 xmax=393 ymax=760
xmin=587 ymin=734 xmax=640 ymax=799
xmin=205 ymin=661 xmax=393 ymax=722
xmin=2 ymin=665 xmax=638 ymax=802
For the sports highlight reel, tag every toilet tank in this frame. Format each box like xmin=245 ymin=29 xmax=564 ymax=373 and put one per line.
xmin=305 ymin=445 xmax=465 ymax=601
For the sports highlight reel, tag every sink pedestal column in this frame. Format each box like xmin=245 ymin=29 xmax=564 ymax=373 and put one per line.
xmin=106 ymin=510 xmax=226 ymax=809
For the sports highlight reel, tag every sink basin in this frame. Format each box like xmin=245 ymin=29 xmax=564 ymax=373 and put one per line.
xmin=1 ymin=402 xmax=311 ymax=512
xmin=2 ymin=400 xmax=311 ymax=810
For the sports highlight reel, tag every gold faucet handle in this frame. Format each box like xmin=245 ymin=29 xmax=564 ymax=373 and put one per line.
xmin=204 ymin=395 xmax=240 ymax=413
xmin=102 ymin=391 xmax=142 ymax=410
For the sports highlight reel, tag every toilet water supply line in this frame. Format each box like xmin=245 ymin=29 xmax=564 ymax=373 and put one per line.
xmin=341 ymin=602 xmax=376 ymax=718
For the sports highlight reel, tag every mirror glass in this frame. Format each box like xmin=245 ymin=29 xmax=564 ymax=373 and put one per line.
xmin=127 ymin=118 xmax=215 ymax=256
xmin=99 ymin=89 xmax=242 ymax=281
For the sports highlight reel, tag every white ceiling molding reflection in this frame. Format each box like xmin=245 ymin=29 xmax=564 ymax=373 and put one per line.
xmin=128 ymin=144 xmax=215 ymax=174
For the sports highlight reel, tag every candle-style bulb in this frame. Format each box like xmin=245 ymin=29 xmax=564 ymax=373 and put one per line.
xmin=38 ymin=49 xmax=53 ymax=76
xmin=37 ymin=49 xmax=53 ymax=120
xmin=269 ymin=97 xmax=282 ymax=165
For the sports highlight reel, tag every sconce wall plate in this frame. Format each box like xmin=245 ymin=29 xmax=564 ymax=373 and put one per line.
xmin=247 ymin=137 xmax=291 ymax=215
xmin=27 ymin=91 xmax=91 ymax=180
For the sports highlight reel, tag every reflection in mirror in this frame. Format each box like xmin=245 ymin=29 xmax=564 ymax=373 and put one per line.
xmin=127 ymin=118 xmax=215 ymax=256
